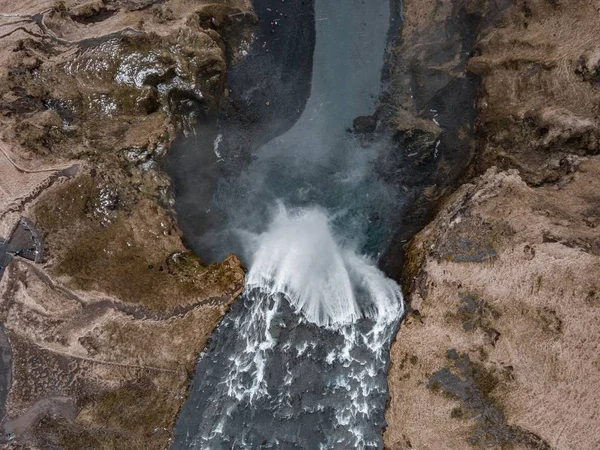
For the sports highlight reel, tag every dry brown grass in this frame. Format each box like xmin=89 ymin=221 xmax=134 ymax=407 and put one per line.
xmin=33 ymin=175 xmax=243 ymax=311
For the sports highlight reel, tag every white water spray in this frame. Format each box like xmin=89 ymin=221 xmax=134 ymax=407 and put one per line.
xmin=172 ymin=0 xmax=404 ymax=444
xmin=181 ymin=205 xmax=406 ymax=447
xmin=245 ymin=205 xmax=404 ymax=327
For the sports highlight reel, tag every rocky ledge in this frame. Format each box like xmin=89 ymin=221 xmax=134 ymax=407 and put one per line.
xmin=385 ymin=1 xmax=600 ymax=449
xmin=0 ymin=0 xmax=253 ymax=448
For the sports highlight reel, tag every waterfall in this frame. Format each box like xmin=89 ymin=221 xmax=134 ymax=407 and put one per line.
xmin=246 ymin=205 xmax=402 ymax=327
xmin=170 ymin=0 xmax=405 ymax=447
xmin=173 ymin=205 xmax=404 ymax=449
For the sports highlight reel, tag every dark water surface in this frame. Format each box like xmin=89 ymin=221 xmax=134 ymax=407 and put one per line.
xmin=169 ymin=0 xmax=405 ymax=448
xmin=0 ymin=324 xmax=12 ymax=445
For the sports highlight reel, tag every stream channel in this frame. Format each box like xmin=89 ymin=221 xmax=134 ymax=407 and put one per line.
xmin=166 ymin=1 xmax=407 ymax=448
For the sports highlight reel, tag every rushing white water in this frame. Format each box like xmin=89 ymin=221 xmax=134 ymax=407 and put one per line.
xmin=245 ymin=205 xmax=403 ymax=327
xmin=174 ymin=206 xmax=404 ymax=449
xmin=172 ymin=0 xmax=404 ymax=447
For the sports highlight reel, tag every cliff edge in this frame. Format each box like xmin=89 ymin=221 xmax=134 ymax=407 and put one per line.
xmin=385 ymin=1 xmax=600 ymax=449
xmin=0 ymin=0 xmax=254 ymax=448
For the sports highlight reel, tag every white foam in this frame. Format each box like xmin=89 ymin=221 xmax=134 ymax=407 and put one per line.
xmin=191 ymin=205 xmax=405 ymax=446
xmin=245 ymin=205 xmax=404 ymax=327
xmin=221 ymin=292 xmax=281 ymax=402
xmin=213 ymin=133 xmax=223 ymax=159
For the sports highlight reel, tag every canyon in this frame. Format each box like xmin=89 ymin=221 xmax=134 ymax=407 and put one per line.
xmin=0 ymin=0 xmax=598 ymax=449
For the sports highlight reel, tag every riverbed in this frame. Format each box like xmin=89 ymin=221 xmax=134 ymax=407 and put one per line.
xmin=167 ymin=1 xmax=405 ymax=448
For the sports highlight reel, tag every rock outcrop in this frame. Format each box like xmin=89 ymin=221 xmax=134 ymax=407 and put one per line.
xmin=385 ymin=1 xmax=600 ymax=449
xmin=0 ymin=0 xmax=254 ymax=447
xmin=379 ymin=0 xmax=510 ymax=278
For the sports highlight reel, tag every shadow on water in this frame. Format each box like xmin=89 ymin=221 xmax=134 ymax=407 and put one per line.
xmin=163 ymin=0 xmax=317 ymax=262
xmin=167 ymin=0 xmax=408 ymax=448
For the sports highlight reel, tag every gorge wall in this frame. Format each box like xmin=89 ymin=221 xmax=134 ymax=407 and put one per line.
xmin=0 ymin=0 xmax=252 ymax=448
xmin=384 ymin=1 xmax=600 ymax=449
xmin=0 ymin=0 xmax=598 ymax=448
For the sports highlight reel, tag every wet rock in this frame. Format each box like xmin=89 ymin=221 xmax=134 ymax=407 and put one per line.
xmin=353 ymin=115 xmax=377 ymax=133
xmin=378 ymin=0 xmax=508 ymax=279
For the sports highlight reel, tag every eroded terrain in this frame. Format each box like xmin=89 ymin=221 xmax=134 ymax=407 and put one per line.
xmin=1 ymin=0 xmax=599 ymax=448
xmin=0 ymin=0 xmax=252 ymax=447
xmin=385 ymin=1 xmax=600 ymax=449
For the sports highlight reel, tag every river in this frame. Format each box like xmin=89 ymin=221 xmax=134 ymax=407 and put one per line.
xmin=167 ymin=1 xmax=405 ymax=448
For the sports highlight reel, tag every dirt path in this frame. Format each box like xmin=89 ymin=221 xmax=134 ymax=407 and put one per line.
xmin=17 ymin=259 xmax=244 ymax=321
xmin=0 ymin=142 xmax=74 ymax=174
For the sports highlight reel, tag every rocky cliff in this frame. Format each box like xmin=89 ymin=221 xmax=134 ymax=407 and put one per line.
xmin=385 ymin=1 xmax=600 ymax=449
xmin=0 ymin=0 xmax=253 ymax=448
